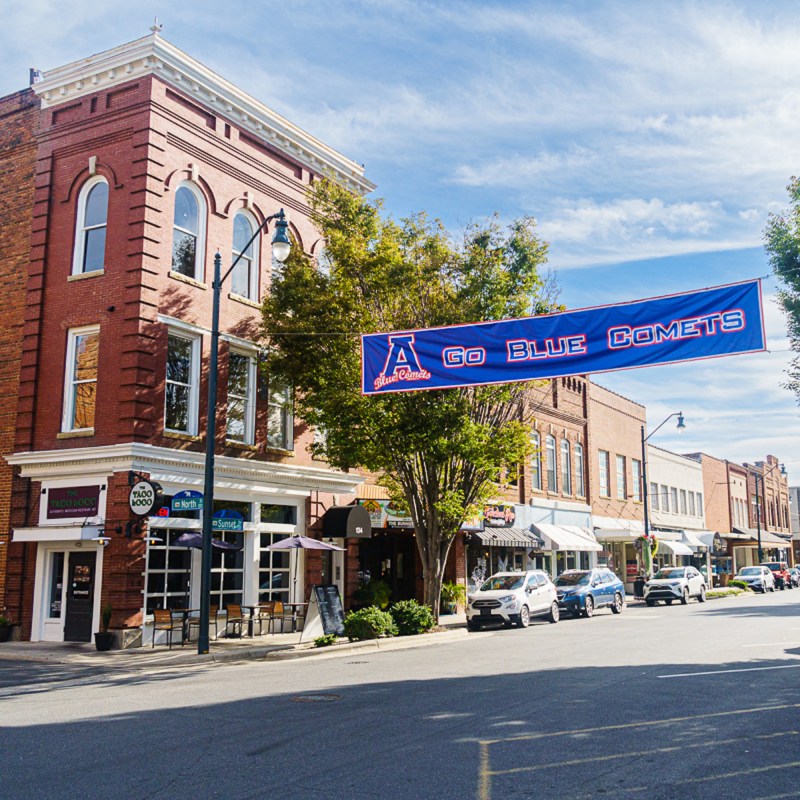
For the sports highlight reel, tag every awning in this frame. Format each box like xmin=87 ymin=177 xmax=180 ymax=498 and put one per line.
xmin=681 ymin=530 xmax=712 ymax=551
xmin=732 ymin=526 xmax=792 ymax=546
xmin=468 ymin=528 xmax=544 ymax=548
xmin=658 ymin=539 xmax=693 ymax=557
xmin=322 ymin=505 xmax=372 ymax=539
xmin=593 ymin=516 xmax=644 ymax=540
xmin=532 ymin=523 xmax=602 ymax=552
xmin=12 ymin=525 xmax=103 ymax=542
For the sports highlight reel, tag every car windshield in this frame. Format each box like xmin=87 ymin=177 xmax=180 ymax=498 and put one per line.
xmin=762 ymin=563 xmax=780 ymax=570
xmin=654 ymin=568 xmax=685 ymax=579
xmin=555 ymin=572 xmax=590 ymax=587
xmin=738 ymin=567 xmax=761 ymax=576
xmin=480 ymin=575 xmax=524 ymax=591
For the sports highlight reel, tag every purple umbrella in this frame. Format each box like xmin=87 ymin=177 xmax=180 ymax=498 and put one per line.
xmin=265 ymin=536 xmax=345 ymax=595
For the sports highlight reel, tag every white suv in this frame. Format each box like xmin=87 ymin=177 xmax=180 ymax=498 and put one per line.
xmin=644 ymin=566 xmax=707 ymax=606
xmin=467 ymin=571 xmax=560 ymax=630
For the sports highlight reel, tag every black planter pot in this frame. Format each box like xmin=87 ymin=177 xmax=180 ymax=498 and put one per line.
xmin=94 ymin=632 xmax=114 ymax=651
xmin=0 ymin=624 xmax=12 ymax=643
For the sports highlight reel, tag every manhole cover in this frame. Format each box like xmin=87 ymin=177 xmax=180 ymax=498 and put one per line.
xmin=291 ymin=693 xmax=342 ymax=703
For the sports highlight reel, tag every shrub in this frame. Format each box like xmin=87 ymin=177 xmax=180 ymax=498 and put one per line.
xmin=441 ymin=582 xmax=466 ymax=607
xmin=353 ymin=578 xmax=391 ymax=609
xmin=390 ymin=600 xmax=435 ymax=636
xmin=0 ymin=615 xmax=9 ymax=627
xmin=314 ymin=633 xmax=338 ymax=648
xmin=728 ymin=579 xmax=751 ymax=591
xmin=344 ymin=606 xmax=397 ymax=641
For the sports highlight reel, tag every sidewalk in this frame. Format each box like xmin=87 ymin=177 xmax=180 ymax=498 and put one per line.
xmin=0 ymin=613 xmax=469 ymax=670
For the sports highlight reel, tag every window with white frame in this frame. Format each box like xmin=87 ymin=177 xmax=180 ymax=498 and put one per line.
xmin=574 ymin=443 xmax=585 ymax=497
xmin=670 ymin=487 xmax=678 ymax=514
xmin=165 ymin=332 xmax=200 ymax=434
xmin=696 ymin=492 xmax=703 ymax=516
xmin=546 ymin=435 xmax=557 ymax=492
xmin=211 ymin=531 xmax=245 ymax=608
xmin=231 ymin=211 xmax=259 ymax=300
xmin=172 ymin=184 xmax=206 ymax=280
xmin=259 ymin=531 xmax=291 ymax=603
xmin=144 ymin=530 xmax=192 ymax=613
xmin=267 ymin=378 xmax=294 ymax=450
xmin=63 ymin=326 xmax=99 ymax=432
xmin=72 ymin=176 xmax=108 ymax=275
xmin=599 ymin=451 xmax=610 ymax=497
xmin=227 ymin=350 xmax=255 ymax=444
xmin=650 ymin=481 xmax=659 ymax=510
xmin=616 ymin=455 xmax=626 ymax=500
xmin=661 ymin=485 xmax=670 ymax=512
xmin=560 ymin=439 xmax=571 ymax=495
xmin=688 ymin=491 xmax=696 ymax=516
xmin=680 ymin=489 xmax=687 ymax=515
xmin=632 ymin=459 xmax=642 ymax=502
xmin=530 ymin=431 xmax=542 ymax=491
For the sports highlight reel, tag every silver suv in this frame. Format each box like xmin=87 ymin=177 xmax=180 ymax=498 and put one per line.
xmin=467 ymin=571 xmax=560 ymax=630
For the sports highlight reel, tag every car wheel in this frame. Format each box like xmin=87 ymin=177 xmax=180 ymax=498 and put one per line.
xmin=645 ymin=598 xmax=656 ymax=607
xmin=583 ymin=596 xmax=594 ymax=618
xmin=611 ymin=592 xmax=623 ymax=614
xmin=516 ymin=606 xmax=530 ymax=628
xmin=779 ymin=580 xmax=786 ymax=591
xmin=698 ymin=585 xmax=706 ymax=603
xmin=467 ymin=620 xmax=480 ymax=632
xmin=664 ymin=599 xmax=673 ymax=605
xmin=548 ymin=602 xmax=560 ymax=623
xmin=680 ymin=587 xmax=689 ymax=605
xmin=769 ymin=585 xmax=776 ymax=593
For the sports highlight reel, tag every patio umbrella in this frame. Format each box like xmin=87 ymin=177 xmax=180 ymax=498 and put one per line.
xmin=265 ymin=535 xmax=345 ymax=595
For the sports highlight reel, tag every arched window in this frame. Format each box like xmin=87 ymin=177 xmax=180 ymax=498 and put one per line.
xmin=546 ymin=435 xmax=557 ymax=492
xmin=231 ymin=212 xmax=259 ymax=300
xmin=172 ymin=184 xmax=206 ymax=280
xmin=72 ymin=176 xmax=108 ymax=274
xmin=530 ymin=431 xmax=542 ymax=491
xmin=560 ymin=439 xmax=571 ymax=495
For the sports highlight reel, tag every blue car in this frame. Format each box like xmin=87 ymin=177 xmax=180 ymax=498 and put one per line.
xmin=555 ymin=568 xmax=626 ymax=618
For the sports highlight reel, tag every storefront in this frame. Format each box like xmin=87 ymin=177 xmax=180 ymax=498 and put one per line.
xmin=592 ymin=516 xmax=645 ymax=594
xmin=730 ymin=526 xmax=793 ymax=571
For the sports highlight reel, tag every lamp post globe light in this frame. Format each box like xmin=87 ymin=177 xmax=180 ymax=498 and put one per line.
xmin=197 ymin=210 xmax=291 ymax=655
xmin=640 ymin=412 xmax=686 ymax=578
xmin=754 ymin=461 xmax=787 ymax=564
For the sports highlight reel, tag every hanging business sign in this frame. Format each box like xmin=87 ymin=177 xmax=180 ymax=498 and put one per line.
xmin=128 ymin=481 xmax=163 ymax=517
xmin=171 ymin=490 xmax=204 ymax=512
xmin=361 ymin=280 xmax=766 ymax=395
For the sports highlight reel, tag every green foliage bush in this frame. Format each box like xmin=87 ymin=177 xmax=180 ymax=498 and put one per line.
xmin=314 ymin=633 xmax=338 ymax=648
xmin=353 ymin=578 xmax=391 ymax=609
xmin=728 ymin=579 xmax=751 ymax=591
xmin=390 ymin=600 xmax=435 ymax=636
xmin=344 ymin=607 xmax=398 ymax=641
xmin=440 ymin=582 xmax=466 ymax=606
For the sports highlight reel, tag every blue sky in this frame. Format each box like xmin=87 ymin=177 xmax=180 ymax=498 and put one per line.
xmin=2 ymin=1 xmax=798 ymax=476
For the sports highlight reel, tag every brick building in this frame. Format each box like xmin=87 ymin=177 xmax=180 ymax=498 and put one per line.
xmin=0 ymin=34 xmax=375 ymax=643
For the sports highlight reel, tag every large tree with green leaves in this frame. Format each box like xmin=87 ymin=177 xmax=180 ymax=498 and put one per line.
xmin=262 ymin=179 xmax=559 ymax=615
xmin=765 ymin=176 xmax=800 ymax=403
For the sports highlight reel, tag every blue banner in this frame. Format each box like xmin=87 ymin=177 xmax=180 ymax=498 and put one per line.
xmin=361 ymin=280 xmax=766 ymax=395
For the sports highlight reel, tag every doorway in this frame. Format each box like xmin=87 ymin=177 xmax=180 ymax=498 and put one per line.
xmin=64 ymin=552 xmax=96 ymax=642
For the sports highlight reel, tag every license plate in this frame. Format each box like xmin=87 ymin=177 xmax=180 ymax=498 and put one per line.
xmin=480 ymin=608 xmax=493 ymax=617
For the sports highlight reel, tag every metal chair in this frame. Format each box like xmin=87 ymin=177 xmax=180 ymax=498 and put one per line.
xmin=152 ymin=609 xmax=184 ymax=648
xmin=272 ymin=600 xmax=291 ymax=633
xmin=252 ymin=602 xmax=275 ymax=636
xmin=186 ymin=605 xmax=219 ymax=642
xmin=224 ymin=603 xmax=244 ymax=638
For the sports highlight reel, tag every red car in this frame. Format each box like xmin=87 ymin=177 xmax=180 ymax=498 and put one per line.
xmin=761 ymin=561 xmax=792 ymax=590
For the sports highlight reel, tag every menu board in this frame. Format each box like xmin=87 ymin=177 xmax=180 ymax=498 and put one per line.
xmin=299 ymin=585 xmax=346 ymax=642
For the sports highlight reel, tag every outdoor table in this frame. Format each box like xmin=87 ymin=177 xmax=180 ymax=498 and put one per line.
xmin=172 ymin=608 xmax=200 ymax=642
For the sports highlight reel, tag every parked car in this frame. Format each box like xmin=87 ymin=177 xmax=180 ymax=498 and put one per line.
xmin=735 ymin=565 xmax=775 ymax=593
xmin=554 ymin=568 xmax=625 ymax=618
xmin=644 ymin=566 xmax=706 ymax=606
xmin=467 ymin=571 xmax=560 ymax=630
xmin=761 ymin=561 xmax=792 ymax=590
xmin=789 ymin=567 xmax=800 ymax=589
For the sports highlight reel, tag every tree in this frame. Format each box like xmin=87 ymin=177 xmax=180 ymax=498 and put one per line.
xmin=262 ymin=179 xmax=559 ymax=616
xmin=765 ymin=177 xmax=800 ymax=403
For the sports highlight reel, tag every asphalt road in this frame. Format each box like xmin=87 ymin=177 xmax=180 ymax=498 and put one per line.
xmin=2 ymin=591 xmax=800 ymax=800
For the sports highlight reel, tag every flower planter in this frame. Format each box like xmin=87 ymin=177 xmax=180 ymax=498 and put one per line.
xmin=94 ymin=632 xmax=114 ymax=651
xmin=0 ymin=624 xmax=12 ymax=643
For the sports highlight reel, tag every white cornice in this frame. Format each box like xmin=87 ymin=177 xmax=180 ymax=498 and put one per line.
xmin=6 ymin=442 xmax=363 ymax=494
xmin=32 ymin=34 xmax=375 ymax=195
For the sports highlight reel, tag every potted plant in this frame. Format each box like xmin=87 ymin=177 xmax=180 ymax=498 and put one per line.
xmin=0 ymin=614 xmax=13 ymax=643
xmin=440 ymin=581 xmax=466 ymax=615
xmin=94 ymin=603 xmax=114 ymax=651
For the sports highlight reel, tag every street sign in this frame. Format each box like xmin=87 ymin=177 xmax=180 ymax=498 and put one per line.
xmin=129 ymin=481 xmax=163 ymax=517
xmin=212 ymin=509 xmax=244 ymax=532
xmin=171 ymin=490 xmax=204 ymax=512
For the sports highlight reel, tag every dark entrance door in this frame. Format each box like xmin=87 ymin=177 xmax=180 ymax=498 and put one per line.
xmin=64 ymin=552 xmax=96 ymax=642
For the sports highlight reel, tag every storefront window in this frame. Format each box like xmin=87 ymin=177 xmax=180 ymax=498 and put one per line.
xmin=259 ymin=532 xmax=291 ymax=603
xmin=48 ymin=552 xmax=65 ymax=618
xmin=145 ymin=530 xmax=192 ymax=613
xmin=211 ymin=531 xmax=244 ymax=608
xmin=260 ymin=504 xmax=298 ymax=524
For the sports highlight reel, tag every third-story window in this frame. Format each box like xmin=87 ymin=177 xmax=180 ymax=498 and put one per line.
xmin=650 ymin=481 xmax=659 ymax=510
xmin=632 ymin=459 xmax=642 ymax=502
xmin=616 ymin=455 xmax=627 ymax=500
xmin=546 ymin=435 xmax=557 ymax=492
xmin=599 ymin=451 xmax=610 ymax=497
xmin=267 ymin=379 xmax=294 ymax=450
xmin=72 ymin=177 xmax=108 ymax=275
xmin=227 ymin=351 xmax=255 ymax=444
xmin=574 ymin=443 xmax=585 ymax=497
xmin=530 ymin=431 xmax=542 ymax=491
xmin=172 ymin=184 xmax=205 ymax=280
xmin=165 ymin=333 xmax=199 ymax=434
xmin=560 ymin=440 xmax=571 ymax=495
xmin=63 ymin=326 xmax=99 ymax=432
xmin=231 ymin=212 xmax=259 ymax=300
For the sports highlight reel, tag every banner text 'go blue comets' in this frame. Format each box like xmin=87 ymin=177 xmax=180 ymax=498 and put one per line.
xmin=361 ymin=280 xmax=766 ymax=395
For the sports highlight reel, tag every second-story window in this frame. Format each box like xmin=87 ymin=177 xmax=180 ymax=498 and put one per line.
xmin=231 ymin=212 xmax=259 ymax=300
xmin=650 ymin=481 xmax=659 ymax=510
xmin=599 ymin=451 xmax=610 ymax=497
xmin=530 ymin=431 xmax=542 ymax=491
xmin=688 ymin=491 xmax=696 ymax=516
xmin=546 ymin=435 xmax=557 ymax=492
xmin=72 ymin=177 xmax=108 ymax=275
xmin=632 ymin=459 xmax=642 ymax=502
xmin=227 ymin=351 xmax=255 ymax=444
xmin=574 ymin=443 xmax=585 ymax=497
xmin=560 ymin=439 xmax=571 ymax=495
xmin=165 ymin=332 xmax=200 ymax=435
xmin=616 ymin=455 xmax=626 ymax=500
xmin=172 ymin=184 xmax=205 ymax=280
xmin=661 ymin=484 xmax=670 ymax=512
xmin=670 ymin=487 xmax=678 ymax=514
xmin=63 ymin=326 xmax=99 ymax=432
xmin=267 ymin=379 xmax=294 ymax=451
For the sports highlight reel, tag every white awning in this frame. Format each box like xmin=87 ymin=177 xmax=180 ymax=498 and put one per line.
xmin=681 ymin=530 xmax=712 ymax=551
xmin=658 ymin=539 xmax=693 ymax=557
xmin=593 ymin=516 xmax=644 ymax=540
xmin=532 ymin=523 xmax=602 ymax=552
xmin=12 ymin=525 xmax=103 ymax=543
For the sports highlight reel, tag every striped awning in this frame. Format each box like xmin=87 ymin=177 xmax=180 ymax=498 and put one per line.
xmin=468 ymin=528 xmax=544 ymax=549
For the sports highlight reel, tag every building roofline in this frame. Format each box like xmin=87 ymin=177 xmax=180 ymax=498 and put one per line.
xmin=31 ymin=33 xmax=375 ymax=195
xmin=588 ymin=379 xmax=646 ymax=411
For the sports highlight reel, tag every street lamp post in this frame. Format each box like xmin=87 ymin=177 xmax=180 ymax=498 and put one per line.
xmin=753 ymin=461 xmax=787 ymax=564
xmin=197 ymin=210 xmax=291 ymax=655
xmin=640 ymin=411 xmax=686 ymax=577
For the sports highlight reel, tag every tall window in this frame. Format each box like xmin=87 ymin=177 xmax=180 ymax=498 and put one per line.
xmin=688 ymin=491 xmax=696 ymax=516
xmin=231 ymin=212 xmax=259 ymax=300
xmin=560 ymin=439 xmax=571 ymax=495
xmin=650 ymin=481 xmax=659 ymax=510
xmin=530 ymin=431 xmax=542 ymax=491
xmin=632 ymin=459 xmax=642 ymax=502
xmin=574 ymin=443 xmax=585 ymax=497
xmin=679 ymin=489 xmax=687 ymax=515
xmin=63 ymin=326 xmax=99 ymax=432
xmin=227 ymin=351 xmax=255 ymax=444
xmin=599 ymin=451 xmax=610 ymax=497
xmin=546 ymin=435 xmax=557 ymax=492
xmin=259 ymin=531 xmax=291 ymax=603
xmin=616 ymin=455 xmax=626 ymax=500
xmin=72 ymin=177 xmax=108 ymax=274
xmin=696 ymin=492 xmax=703 ymax=516
xmin=211 ymin=531 xmax=245 ymax=608
xmin=267 ymin=379 xmax=294 ymax=450
xmin=165 ymin=332 xmax=200 ymax=434
xmin=172 ymin=184 xmax=205 ymax=280
xmin=670 ymin=487 xmax=678 ymax=514
xmin=144 ymin=531 xmax=192 ymax=613
xmin=661 ymin=485 xmax=670 ymax=512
